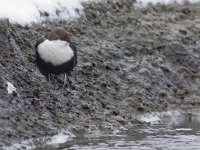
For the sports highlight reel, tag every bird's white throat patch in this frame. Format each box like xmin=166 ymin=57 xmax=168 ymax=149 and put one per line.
xmin=37 ymin=39 xmax=74 ymax=66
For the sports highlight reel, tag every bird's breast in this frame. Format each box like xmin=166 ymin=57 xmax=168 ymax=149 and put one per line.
xmin=37 ymin=40 xmax=74 ymax=66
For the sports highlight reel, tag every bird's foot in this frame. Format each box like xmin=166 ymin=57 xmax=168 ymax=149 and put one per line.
xmin=56 ymin=74 xmax=72 ymax=86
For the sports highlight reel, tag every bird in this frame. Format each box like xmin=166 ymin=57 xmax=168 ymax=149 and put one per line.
xmin=35 ymin=27 xmax=77 ymax=85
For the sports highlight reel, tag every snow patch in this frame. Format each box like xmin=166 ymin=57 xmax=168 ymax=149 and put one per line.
xmin=135 ymin=0 xmax=200 ymax=7
xmin=46 ymin=132 xmax=72 ymax=145
xmin=2 ymin=0 xmax=200 ymax=25
xmin=0 ymin=0 xmax=92 ymax=26
xmin=137 ymin=110 xmax=183 ymax=124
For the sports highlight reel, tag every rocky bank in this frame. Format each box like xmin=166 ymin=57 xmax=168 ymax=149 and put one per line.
xmin=0 ymin=0 xmax=200 ymax=147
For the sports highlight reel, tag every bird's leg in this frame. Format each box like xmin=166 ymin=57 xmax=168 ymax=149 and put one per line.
xmin=48 ymin=74 xmax=51 ymax=82
xmin=63 ymin=73 xmax=67 ymax=86
xmin=62 ymin=72 xmax=72 ymax=86
xmin=67 ymin=72 xmax=72 ymax=84
xmin=45 ymin=73 xmax=50 ymax=82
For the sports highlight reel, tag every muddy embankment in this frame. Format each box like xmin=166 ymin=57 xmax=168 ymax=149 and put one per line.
xmin=0 ymin=0 xmax=200 ymax=147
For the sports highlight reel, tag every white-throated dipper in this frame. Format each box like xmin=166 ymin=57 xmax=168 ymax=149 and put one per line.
xmin=35 ymin=27 xmax=77 ymax=84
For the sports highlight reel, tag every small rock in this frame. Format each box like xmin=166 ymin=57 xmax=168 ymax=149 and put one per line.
xmin=6 ymin=82 xmax=17 ymax=96
xmin=179 ymin=29 xmax=187 ymax=35
xmin=114 ymin=116 xmax=125 ymax=124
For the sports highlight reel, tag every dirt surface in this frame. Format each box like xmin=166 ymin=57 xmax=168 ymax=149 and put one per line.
xmin=0 ymin=0 xmax=200 ymax=147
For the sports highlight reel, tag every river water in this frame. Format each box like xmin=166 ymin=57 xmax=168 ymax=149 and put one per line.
xmin=37 ymin=110 xmax=200 ymax=150
xmin=4 ymin=109 xmax=200 ymax=150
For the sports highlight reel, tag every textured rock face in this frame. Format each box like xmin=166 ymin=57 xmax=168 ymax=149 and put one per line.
xmin=0 ymin=0 xmax=200 ymax=146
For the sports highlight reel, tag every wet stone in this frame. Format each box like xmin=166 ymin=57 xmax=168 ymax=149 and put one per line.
xmin=0 ymin=1 xmax=200 ymax=147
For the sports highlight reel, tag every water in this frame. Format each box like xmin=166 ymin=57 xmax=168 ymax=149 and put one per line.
xmin=38 ymin=110 xmax=200 ymax=150
xmin=47 ymin=126 xmax=200 ymax=149
xmin=4 ymin=110 xmax=200 ymax=150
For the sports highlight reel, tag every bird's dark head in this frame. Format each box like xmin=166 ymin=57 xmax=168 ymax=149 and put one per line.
xmin=46 ymin=27 xmax=70 ymax=43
